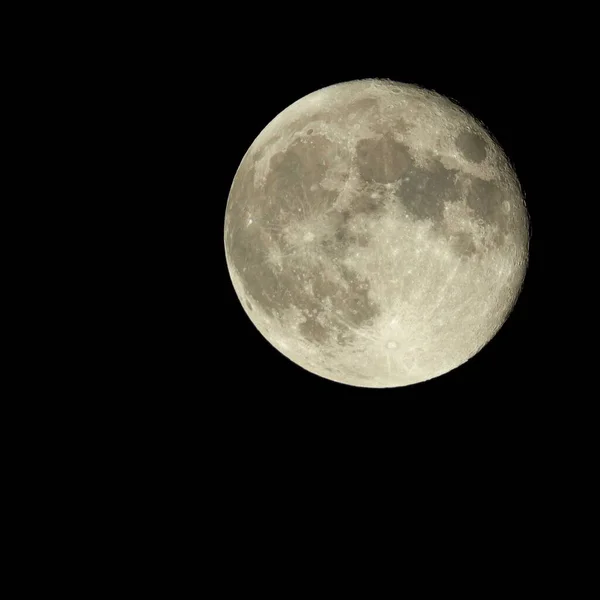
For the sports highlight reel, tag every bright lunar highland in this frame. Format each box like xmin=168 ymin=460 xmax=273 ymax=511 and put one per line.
xmin=224 ymin=79 xmax=529 ymax=387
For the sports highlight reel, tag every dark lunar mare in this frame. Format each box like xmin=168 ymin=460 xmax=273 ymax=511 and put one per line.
xmin=226 ymin=138 xmax=382 ymax=347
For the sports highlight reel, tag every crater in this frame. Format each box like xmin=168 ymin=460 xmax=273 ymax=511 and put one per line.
xmin=356 ymin=134 xmax=413 ymax=183
xmin=455 ymin=131 xmax=487 ymax=163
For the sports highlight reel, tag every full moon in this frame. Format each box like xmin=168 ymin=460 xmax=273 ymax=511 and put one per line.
xmin=224 ymin=79 xmax=529 ymax=387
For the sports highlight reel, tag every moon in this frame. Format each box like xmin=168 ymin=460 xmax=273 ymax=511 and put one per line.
xmin=224 ymin=79 xmax=529 ymax=387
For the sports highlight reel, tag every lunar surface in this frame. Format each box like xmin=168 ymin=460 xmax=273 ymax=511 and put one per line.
xmin=224 ymin=79 xmax=529 ymax=387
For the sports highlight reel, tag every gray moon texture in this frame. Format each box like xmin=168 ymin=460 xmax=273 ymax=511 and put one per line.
xmin=224 ymin=79 xmax=529 ymax=387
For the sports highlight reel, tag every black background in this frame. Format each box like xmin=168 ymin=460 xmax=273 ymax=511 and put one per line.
xmin=13 ymin=9 xmax=588 ymax=575
xmin=45 ymin=10 xmax=589 ymax=568
xmin=215 ymin=32 xmax=548 ymax=414
xmin=83 ymin=10 xmax=591 ymax=572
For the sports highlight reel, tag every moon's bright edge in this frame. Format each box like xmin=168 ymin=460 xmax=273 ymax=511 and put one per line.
xmin=224 ymin=79 xmax=529 ymax=388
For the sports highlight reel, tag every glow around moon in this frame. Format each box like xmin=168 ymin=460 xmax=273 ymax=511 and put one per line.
xmin=224 ymin=79 xmax=529 ymax=387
